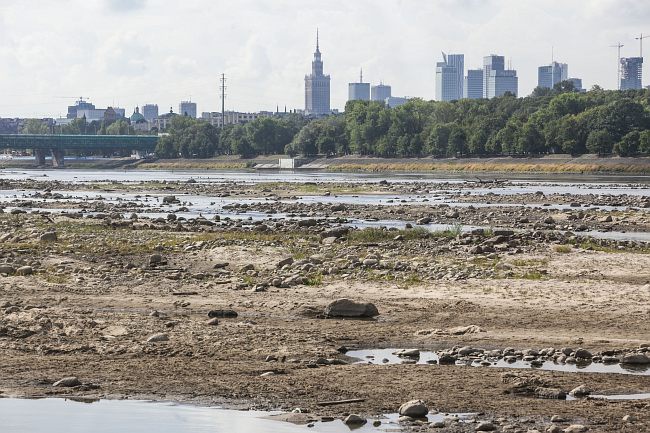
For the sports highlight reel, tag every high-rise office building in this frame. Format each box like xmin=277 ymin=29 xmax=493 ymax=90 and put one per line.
xmin=567 ymin=78 xmax=583 ymax=92
xmin=179 ymin=101 xmax=197 ymax=118
xmin=435 ymin=52 xmax=464 ymax=101
xmin=620 ymin=57 xmax=643 ymax=90
xmin=464 ymin=69 xmax=483 ymax=99
xmin=538 ymin=61 xmax=568 ymax=89
xmin=371 ymin=83 xmax=391 ymax=101
xmin=305 ymin=30 xmax=331 ymax=115
xmin=142 ymin=104 xmax=159 ymax=122
xmin=348 ymin=69 xmax=370 ymax=101
xmin=483 ymin=55 xmax=518 ymax=98
xmin=67 ymin=98 xmax=95 ymax=119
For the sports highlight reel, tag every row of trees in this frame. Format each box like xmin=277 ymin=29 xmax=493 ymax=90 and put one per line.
xmin=287 ymin=85 xmax=650 ymax=158
xmin=154 ymin=85 xmax=650 ymax=159
xmin=154 ymin=115 xmax=307 ymax=158
xmin=22 ymin=117 xmax=144 ymax=136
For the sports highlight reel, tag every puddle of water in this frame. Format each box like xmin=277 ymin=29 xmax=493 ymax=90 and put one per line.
xmin=347 ymin=349 xmax=650 ymax=376
xmin=589 ymin=393 xmax=650 ymax=401
xmin=0 ymin=398 xmax=478 ymax=433
xmin=0 ymin=398 xmax=378 ymax=433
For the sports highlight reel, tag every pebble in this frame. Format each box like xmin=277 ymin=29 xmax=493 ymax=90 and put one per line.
xmin=53 ymin=376 xmax=81 ymax=387
xmin=146 ymin=333 xmax=169 ymax=343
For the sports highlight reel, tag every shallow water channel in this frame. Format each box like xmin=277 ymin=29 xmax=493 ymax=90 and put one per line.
xmin=347 ymin=349 xmax=650 ymax=376
xmin=0 ymin=398 xmax=475 ymax=433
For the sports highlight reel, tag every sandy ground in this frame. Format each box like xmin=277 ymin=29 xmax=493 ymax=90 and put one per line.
xmin=0 ymin=181 xmax=649 ymax=432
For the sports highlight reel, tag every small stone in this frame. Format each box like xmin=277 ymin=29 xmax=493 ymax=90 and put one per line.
xmin=16 ymin=266 xmax=33 ymax=276
xmin=0 ymin=264 xmax=15 ymax=274
xmin=621 ymin=353 xmax=650 ymax=364
xmin=323 ymin=299 xmax=379 ymax=318
xmin=40 ymin=232 xmax=57 ymax=242
xmin=475 ymin=421 xmax=497 ymax=431
xmin=148 ymin=254 xmax=163 ymax=266
xmin=343 ymin=414 xmax=367 ymax=426
xmin=622 ymin=415 xmax=635 ymax=423
xmin=569 ymin=385 xmax=591 ymax=397
xmin=207 ymin=309 xmax=238 ymax=318
xmin=146 ymin=333 xmax=169 ymax=343
xmin=53 ymin=377 xmax=81 ymax=387
xmin=398 ymin=399 xmax=428 ymax=418
xmin=206 ymin=318 xmax=219 ymax=326
xmin=276 ymin=257 xmax=294 ymax=268
xmin=563 ymin=425 xmax=587 ymax=433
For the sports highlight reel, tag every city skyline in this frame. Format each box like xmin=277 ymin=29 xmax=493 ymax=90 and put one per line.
xmin=0 ymin=0 xmax=649 ymax=118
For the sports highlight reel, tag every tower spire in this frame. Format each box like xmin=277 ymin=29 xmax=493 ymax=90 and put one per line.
xmin=316 ymin=28 xmax=320 ymax=53
xmin=360 ymin=67 xmax=363 ymax=83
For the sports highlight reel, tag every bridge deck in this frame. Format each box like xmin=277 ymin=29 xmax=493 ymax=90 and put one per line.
xmin=0 ymin=134 xmax=158 ymax=151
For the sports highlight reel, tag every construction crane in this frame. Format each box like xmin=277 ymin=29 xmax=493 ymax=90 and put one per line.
xmin=610 ymin=42 xmax=624 ymax=90
xmin=635 ymin=33 xmax=650 ymax=57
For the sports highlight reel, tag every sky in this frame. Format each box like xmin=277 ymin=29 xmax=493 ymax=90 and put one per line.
xmin=1 ymin=0 xmax=650 ymax=118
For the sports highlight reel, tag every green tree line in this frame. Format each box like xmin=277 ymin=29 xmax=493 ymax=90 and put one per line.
xmin=156 ymin=85 xmax=650 ymax=158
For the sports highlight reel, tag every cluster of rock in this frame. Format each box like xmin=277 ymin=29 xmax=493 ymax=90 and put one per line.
xmin=434 ymin=345 xmax=650 ymax=368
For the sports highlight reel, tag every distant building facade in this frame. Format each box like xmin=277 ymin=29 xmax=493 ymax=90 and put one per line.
xmin=371 ymin=83 xmax=391 ymax=102
xmin=305 ymin=31 xmax=331 ymax=115
xmin=483 ymin=55 xmax=518 ymax=98
xmin=620 ymin=57 xmax=643 ymax=90
xmin=67 ymin=99 xmax=95 ymax=119
xmin=538 ymin=61 xmax=568 ymax=89
xmin=567 ymin=78 xmax=584 ymax=92
xmin=200 ymin=111 xmax=270 ymax=127
xmin=464 ymin=69 xmax=483 ymax=99
xmin=348 ymin=69 xmax=370 ymax=101
xmin=435 ymin=52 xmax=464 ymax=101
xmin=179 ymin=101 xmax=197 ymax=118
xmin=142 ymin=104 xmax=159 ymax=122
xmin=385 ymin=96 xmax=408 ymax=108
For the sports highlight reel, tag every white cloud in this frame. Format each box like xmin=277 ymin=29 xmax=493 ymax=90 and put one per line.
xmin=1 ymin=0 xmax=650 ymax=117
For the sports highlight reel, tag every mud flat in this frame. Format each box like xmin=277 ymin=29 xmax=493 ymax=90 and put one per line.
xmin=0 ymin=172 xmax=649 ymax=432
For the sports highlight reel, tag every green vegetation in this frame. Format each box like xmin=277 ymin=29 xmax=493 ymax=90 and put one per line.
xmin=152 ymin=86 xmax=650 ymax=160
xmin=347 ymin=227 xmax=431 ymax=243
xmin=155 ymin=114 xmax=307 ymax=158
xmin=553 ymin=244 xmax=573 ymax=253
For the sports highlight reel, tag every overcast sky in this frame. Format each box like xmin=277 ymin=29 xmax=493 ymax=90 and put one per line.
xmin=1 ymin=0 xmax=649 ymax=118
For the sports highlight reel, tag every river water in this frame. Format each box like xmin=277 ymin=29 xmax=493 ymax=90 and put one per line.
xmin=0 ymin=398 xmax=476 ymax=433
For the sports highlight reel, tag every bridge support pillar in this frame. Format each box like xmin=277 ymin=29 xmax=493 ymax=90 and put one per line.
xmin=51 ymin=149 xmax=65 ymax=168
xmin=34 ymin=149 xmax=46 ymax=166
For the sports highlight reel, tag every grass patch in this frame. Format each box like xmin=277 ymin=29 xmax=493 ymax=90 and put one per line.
xmin=305 ymin=272 xmax=323 ymax=286
xmin=510 ymin=258 xmax=549 ymax=267
xmin=348 ymin=227 xmax=431 ymax=243
xmin=518 ymin=270 xmax=546 ymax=280
xmin=553 ymin=244 xmax=572 ymax=253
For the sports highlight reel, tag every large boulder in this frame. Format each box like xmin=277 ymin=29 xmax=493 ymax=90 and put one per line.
xmin=324 ymin=299 xmax=379 ymax=318
xmin=398 ymin=399 xmax=429 ymax=418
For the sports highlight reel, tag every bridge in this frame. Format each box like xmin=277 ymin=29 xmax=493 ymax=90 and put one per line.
xmin=0 ymin=134 xmax=159 ymax=167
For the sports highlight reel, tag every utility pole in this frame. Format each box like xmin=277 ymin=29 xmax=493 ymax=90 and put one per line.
xmin=220 ymin=73 xmax=227 ymax=128
xmin=635 ymin=33 xmax=650 ymax=57
xmin=610 ymin=42 xmax=624 ymax=90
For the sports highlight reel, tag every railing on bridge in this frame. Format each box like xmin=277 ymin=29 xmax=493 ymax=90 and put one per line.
xmin=0 ymin=134 xmax=158 ymax=151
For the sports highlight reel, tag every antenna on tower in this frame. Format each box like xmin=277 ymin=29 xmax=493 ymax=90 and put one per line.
xmin=635 ymin=33 xmax=650 ymax=58
xmin=610 ymin=42 xmax=624 ymax=90
xmin=360 ymin=68 xmax=363 ymax=83
xmin=219 ymin=73 xmax=227 ymax=127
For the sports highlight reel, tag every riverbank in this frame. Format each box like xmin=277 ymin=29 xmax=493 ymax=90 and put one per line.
xmin=0 ymin=174 xmax=649 ymax=432
xmin=1 ymin=154 xmax=650 ymax=175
